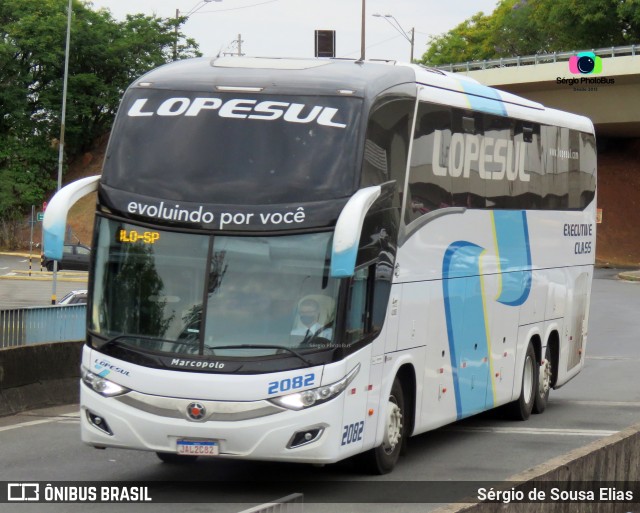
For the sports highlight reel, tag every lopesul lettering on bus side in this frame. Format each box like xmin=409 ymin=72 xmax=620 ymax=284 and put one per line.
xmin=432 ymin=131 xmax=530 ymax=182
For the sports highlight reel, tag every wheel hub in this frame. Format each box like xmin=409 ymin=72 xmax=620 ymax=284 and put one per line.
xmin=539 ymin=359 xmax=552 ymax=395
xmin=382 ymin=401 xmax=402 ymax=454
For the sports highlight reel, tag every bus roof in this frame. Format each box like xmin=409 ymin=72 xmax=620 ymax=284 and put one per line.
xmin=133 ymin=56 xmax=416 ymax=99
xmin=131 ymin=57 xmax=594 ymax=134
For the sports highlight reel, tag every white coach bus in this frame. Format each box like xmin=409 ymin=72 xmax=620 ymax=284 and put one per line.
xmin=43 ymin=57 xmax=596 ymax=474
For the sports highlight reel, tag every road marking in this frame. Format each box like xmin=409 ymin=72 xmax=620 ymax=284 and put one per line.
xmin=452 ymin=426 xmax=618 ymax=437
xmin=554 ymin=400 xmax=640 ymax=407
xmin=587 ymin=355 xmax=640 ymax=362
xmin=0 ymin=419 xmax=57 ymax=433
xmin=0 ymin=412 xmax=80 ymax=433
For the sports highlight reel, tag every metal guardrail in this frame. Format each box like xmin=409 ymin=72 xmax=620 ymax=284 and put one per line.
xmin=435 ymin=43 xmax=639 ymax=72
xmin=0 ymin=304 xmax=86 ymax=348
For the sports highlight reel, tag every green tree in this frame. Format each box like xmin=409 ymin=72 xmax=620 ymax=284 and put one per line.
xmin=423 ymin=11 xmax=497 ymax=64
xmin=0 ymin=0 xmax=200 ymax=248
xmin=421 ymin=0 xmax=640 ymax=66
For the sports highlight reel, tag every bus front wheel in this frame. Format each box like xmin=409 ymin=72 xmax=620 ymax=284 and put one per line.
xmin=358 ymin=377 xmax=405 ymax=475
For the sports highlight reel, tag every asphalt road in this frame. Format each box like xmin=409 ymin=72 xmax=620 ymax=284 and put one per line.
xmin=0 ymin=269 xmax=639 ymax=512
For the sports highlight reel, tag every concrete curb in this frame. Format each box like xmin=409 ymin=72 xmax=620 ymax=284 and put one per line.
xmin=0 ymin=274 xmax=87 ymax=283
xmin=432 ymin=422 xmax=640 ymax=512
xmin=0 ymin=341 xmax=84 ymax=417
xmin=0 ymin=252 xmax=37 ymax=258
xmin=618 ymin=270 xmax=640 ymax=282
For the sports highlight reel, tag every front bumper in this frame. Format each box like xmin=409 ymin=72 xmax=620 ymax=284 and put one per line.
xmin=80 ymin=381 xmax=344 ymax=464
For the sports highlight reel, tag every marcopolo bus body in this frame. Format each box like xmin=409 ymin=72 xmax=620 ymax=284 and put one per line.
xmin=43 ymin=57 xmax=596 ymax=474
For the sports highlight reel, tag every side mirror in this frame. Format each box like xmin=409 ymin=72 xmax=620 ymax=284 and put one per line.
xmin=43 ymin=175 xmax=100 ymax=261
xmin=330 ymin=186 xmax=381 ymax=278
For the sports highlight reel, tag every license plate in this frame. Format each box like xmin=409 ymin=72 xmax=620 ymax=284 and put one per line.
xmin=176 ymin=439 xmax=219 ymax=456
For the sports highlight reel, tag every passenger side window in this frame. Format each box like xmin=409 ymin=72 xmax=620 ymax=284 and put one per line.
xmin=405 ymin=103 xmax=453 ymax=224
xmin=406 ymin=99 xmax=596 ymax=216
xmin=343 ymin=260 xmax=391 ymax=347
xmin=361 ymin=93 xmax=414 ymax=212
xmin=450 ymin=110 xmax=485 ymax=209
xmin=484 ymin=115 xmax=513 ymax=209
xmin=344 ymin=267 xmax=370 ymax=344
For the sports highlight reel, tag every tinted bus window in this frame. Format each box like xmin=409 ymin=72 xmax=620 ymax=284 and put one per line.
xmin=360 ymin=94 xmax=414 ymax=210
xmin=103 ymin=90 xmax=362 ymax=205
xmin=405 ymin=103 xmax=454 ymax=224
xmin=406 ymin=100 xmax=596 ymax=223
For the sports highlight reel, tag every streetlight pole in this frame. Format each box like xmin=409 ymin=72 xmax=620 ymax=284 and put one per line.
xmin=360 ymin=0 xmax=366 ymax=61
xmin=174 ymin=8 xmax=180 ymax=61
xmin=174 ymin=0 xmax=221 ymax=61
xmin=52 ymin=0 xmax=72 ymax=304
xmin=372 ymin=13 xmax=415 ymax=62
xmin=58 ymin=0 xmax=71 ymax=193
xmin=409 ymin=27 xmax=414 ymax=63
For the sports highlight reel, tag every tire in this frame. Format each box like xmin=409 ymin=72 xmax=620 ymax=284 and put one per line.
xmin=358 ymin=377 xmax=405 ymax=475
xmin=533 ymin=345 xmax=552 ymax=414
xmin=507 ymin=342 xmax=538 ymax=421
xmin=46 ymin=261 xmax=54 ymax=272
xmin=156 ymin=452 xmax=198 ymax=464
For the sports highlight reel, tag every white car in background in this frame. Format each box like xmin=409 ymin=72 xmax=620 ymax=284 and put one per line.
xmin=59 ymin=289 xmax=88 ymax=305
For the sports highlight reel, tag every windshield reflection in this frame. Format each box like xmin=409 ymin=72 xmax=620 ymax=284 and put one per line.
xmin=91 ymin=218 xmax=339 ymax=359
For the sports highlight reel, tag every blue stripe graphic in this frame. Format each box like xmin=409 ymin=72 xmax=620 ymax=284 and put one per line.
xmin=442 ymin=212 xmax=531 ymax=419
xmin=443 ymin=242 xmax=490 ymax=418
xmin=494 ymin=211 xmax=532 ymax=306
xmin=459 ymin=80 xmax=508 ymax=117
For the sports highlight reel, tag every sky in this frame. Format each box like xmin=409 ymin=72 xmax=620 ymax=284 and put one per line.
xmin=87 ymin=0 xmax=500 ymax=62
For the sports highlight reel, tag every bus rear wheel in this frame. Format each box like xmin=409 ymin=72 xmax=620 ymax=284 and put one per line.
xmin=358 ymin=377 xmax=405 ymax=475
xmin=533 ymin=345 xmax=552 ymax=414
xmin=507 ymin=342 xmax=538 ymax=421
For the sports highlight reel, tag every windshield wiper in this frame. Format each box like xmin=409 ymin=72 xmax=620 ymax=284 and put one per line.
xmin=91 ymin=333 xmax=162 ymax=361
xmin=98 ymin=336 xmax=315 ymax=367
xmin=98 ymin=334 xmax=141 ymax=350
xmin=98 ymin=334 xmax=208 ymax=356
xmin=213 ymin=344 xmax=314 ymax=367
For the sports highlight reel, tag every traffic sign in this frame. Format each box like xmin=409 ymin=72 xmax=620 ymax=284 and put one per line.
xmin=37 ymin=212 xmax=44 ymax=222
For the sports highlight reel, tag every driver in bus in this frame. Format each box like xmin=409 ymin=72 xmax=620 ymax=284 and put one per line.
xmin=292 ymin=297 xmax=333 ymax=342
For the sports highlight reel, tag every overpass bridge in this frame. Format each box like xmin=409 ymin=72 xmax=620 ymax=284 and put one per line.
xmin=437 ymin=45 xmax=640 ymax=138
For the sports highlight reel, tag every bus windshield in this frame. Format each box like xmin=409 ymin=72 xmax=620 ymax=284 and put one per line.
xmin=90 ymin=218 xmax=340 ymax=359
xmin=101 ymin=90 xmax=362 ymax=205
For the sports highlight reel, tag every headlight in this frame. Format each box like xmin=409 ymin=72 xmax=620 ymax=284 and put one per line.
xmin=270 ymin=364 xmax=360 ymax=410
xmin=81 ymin=367 xmax=130 ymax=397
